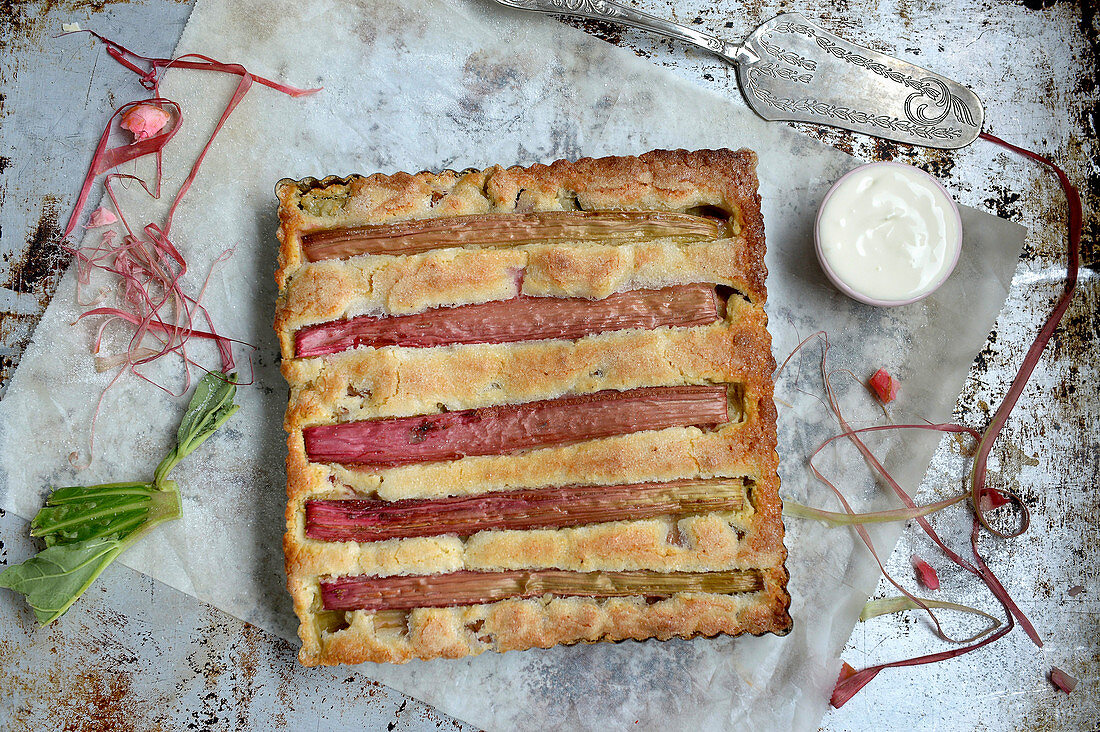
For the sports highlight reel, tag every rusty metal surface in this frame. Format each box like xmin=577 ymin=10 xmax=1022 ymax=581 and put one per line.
xmin=0 ymin=0 xmax=1096 ymax=730
xmin=0 ymin=509 xmax=473 ymax=731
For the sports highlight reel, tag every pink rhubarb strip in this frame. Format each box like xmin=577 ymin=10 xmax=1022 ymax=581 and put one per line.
xmin=302 ymin=385 xmax=730 ymax=467
xmin=294 ymin=284 xmax=720 ymax=356
xmin=305 ymin=477 xmax=746 ymax=542
xmin=320 ymin=569 xmax=763 ymax=611
xmin=300 ymin=211 xmax=725 ymax=261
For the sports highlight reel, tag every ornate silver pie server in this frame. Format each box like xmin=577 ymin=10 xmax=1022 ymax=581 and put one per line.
xmin=492 ymin=1 xmax=983 ymax=149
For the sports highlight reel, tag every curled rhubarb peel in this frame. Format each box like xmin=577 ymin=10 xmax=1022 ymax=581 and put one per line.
xmin=60 ymin=30 xmax=320 ymax=97
xmin=831 ymin=511 xmax=1019 ymax=708
xmin=61 ymin=31 xmax=319 ymax=362
xmin=62 ymin=99 xmax=182 ymax=240
xmin=55 ymin=31 xmax=316 ymax=461
xmin=970 ymin=133 xmax=1081 ymax=541
xmin=72 ymin=193 xmax=239 ymax=386
xmin=797 ymin=322 xmax=1053 ymax=706
xmin=783 ymin=491 xmax=967 ymax=527
xmin=830 ymin=126 xmax=1088 ymax=655
xmin=805 ymin=418 xmax=993 ymax=647
xmin=776 ymin=333 xmax=1046 ymax=706
xmin=859 ymin=596 xmax=1001 ymax=640
xmin=816 ymin=337 xmax=1042 ymax=702
xmin=832 ymin=615 xmax=1015 ymax=707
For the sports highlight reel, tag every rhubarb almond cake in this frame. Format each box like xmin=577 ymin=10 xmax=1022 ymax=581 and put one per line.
xmin=274 ymin=149 xmax=791 ymax=665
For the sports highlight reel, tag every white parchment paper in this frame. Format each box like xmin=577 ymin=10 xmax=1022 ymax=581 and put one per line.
xmin=0 ymin=0 xmax=1026 ymax=728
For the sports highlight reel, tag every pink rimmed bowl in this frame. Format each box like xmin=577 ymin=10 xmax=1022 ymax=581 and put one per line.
xmin=814 ymin=162 xmax=963 ymax=307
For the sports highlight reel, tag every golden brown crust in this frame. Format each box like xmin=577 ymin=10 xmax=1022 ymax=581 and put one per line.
xmin=274 ymin=149 xmax=767 ymax=356
xmin=310 ymin=593 xmax=781 ymax=666
xmin=282 ymin=303 xmax=769 ymax=427
xmin=274 ymin=239 xmax=765 ymax=360
xmin=276 ymin=150 xmax=789 ymax=666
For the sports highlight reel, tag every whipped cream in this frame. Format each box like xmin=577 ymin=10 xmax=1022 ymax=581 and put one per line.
xmin=817 ymin=163 xmax=961 ymax=303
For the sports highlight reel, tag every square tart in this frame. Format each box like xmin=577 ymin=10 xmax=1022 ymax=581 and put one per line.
xmin=274 ymin=149 xmax=791 ymax=665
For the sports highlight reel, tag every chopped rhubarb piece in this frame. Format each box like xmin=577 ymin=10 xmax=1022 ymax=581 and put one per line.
xmin=912 ymin=555 xmax=940 ymax=590
xmin=305 ymin=478 xmax=746 ymax=542
xmin=85 ymin=207 xmax=117 ymax=228
xmin=295 ymin=284 xmax=721 ymax=357
xmin=837 ymin=661 xmax=858 ymax=684
xmin=978 ymin=488 xmax=1012 ymax=512
xmin=1050 ymin=666 xmax=1078 ymax=693
xmin=869 ymin=368 xmax=900 ymax=403
xmin=320 ymin=569 xmax=763 ymax=611
xmin=300 ymin=211 xmax=726 ymax=261
xmin=303 ymin=385 xmax=730 ymax=467
xmin=120 ymin=103 xmax=172 ymax=141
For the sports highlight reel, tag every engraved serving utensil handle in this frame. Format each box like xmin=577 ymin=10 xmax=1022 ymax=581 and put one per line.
xmin=493 ymin=2 xmax=984 ymax=149
xmin=493 ymin=0 xmax=755 ymax=65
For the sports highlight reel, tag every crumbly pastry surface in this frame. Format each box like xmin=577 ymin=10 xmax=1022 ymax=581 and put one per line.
xmin=275 ymin=149 xmax=790 ymax=665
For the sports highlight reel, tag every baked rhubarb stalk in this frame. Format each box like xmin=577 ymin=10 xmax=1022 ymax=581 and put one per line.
xmin=305 ymin=477 xmax=747 ymax=542
xmin=294 ymin=284 xmax=721 ymax=357
xmin=303 ymin=385 xmax=730 ymax=467
xmin=320 ymin=569 xmax=764 ymax=611
xmin=300 ymin=211 xmax=727 ymax=261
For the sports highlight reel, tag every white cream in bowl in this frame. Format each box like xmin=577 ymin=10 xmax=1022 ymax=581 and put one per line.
xmin=815 ymin=162 xmax=962 ymax=306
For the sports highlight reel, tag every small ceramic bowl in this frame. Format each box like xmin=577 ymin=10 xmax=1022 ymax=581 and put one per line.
xmin=814 ymin=162 xmax=963 ymax=307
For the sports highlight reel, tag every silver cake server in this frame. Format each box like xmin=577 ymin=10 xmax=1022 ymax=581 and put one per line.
xmin=493 ymin=1 xmax=983 ymax=149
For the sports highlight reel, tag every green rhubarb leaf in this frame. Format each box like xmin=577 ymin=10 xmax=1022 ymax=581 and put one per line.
xmin=0 ymin=370 xmax=238 ymax=626
xmin=31 ymin=482 xmax=155 ymax=547
xmin=2 ymin=485 xmax=181 ymax=625
xmin=31 ymin=482 xmax=180 ymax=548
xmin=0 ymin=538 xmax=127 ymax=625
xmin=154 ymin=371 xmax=239 ymax=486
